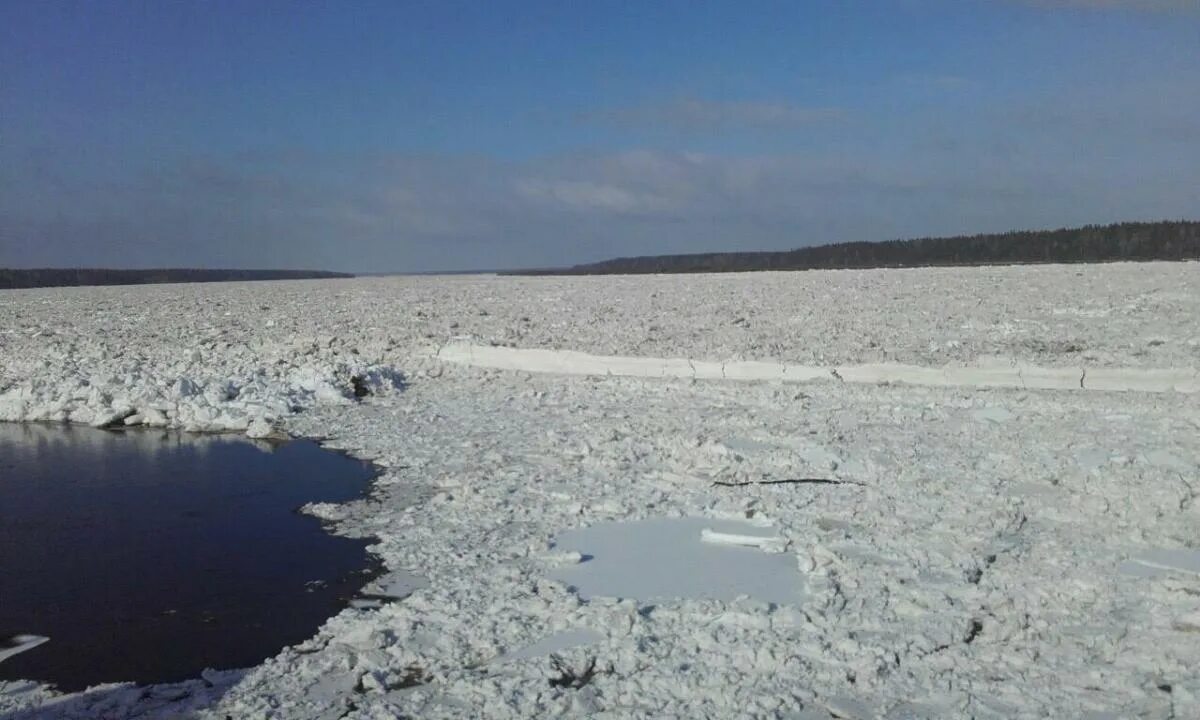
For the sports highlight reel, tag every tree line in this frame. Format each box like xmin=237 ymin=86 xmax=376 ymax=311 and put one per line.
xmin=0 ymin=268 xmax=353 ymax=290
xmin=513 ymin=220 xmax=1200 ymax=275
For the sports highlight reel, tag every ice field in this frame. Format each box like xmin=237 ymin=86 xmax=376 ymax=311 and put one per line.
xmin=1 ymin=262 xmax=1198 ymax=719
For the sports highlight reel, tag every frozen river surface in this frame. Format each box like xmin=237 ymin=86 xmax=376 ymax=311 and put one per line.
xmin=1 ymin=262 xmax=1198 ymax=719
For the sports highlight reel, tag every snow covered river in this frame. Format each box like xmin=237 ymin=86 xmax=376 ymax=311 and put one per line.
xmin=1 ymin=264 xmax=1197 ymax=718
xmin=0 ymin=423 xmax=380 ymax=691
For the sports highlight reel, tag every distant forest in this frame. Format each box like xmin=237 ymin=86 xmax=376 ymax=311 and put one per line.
xmin=0 ymin=268 xmax=353 ymax=290
xmin=515 ymin=220 xmax=1200 ymax=275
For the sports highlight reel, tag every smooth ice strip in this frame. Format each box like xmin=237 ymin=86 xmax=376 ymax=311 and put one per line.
xmin=661 ymin=358 xmax=698 ymax=378
xmin=549 ymin=517 xmax=804 ymax=604
xmin=1117 ymin=560 xmax=1166 ymax=578
xmin=1083 ymin=368 xmax=1200 ymax=393
xmin=836 ymin=363 xmax=961 ymax=387
xmin=0 ymin=635 xmax=48 ymax=664
xmin=721 ymin=361 xmax=790 ymax=381
xmin=435 ymin=343 xmax=1196 ymax=394
xmin=1126 ymin=548 xmax=1200 ymax=576
xmin=1017 ymin=364 xmax=1088 ymax=390
xmin=781 ymin=364 xmax=837 ymax=382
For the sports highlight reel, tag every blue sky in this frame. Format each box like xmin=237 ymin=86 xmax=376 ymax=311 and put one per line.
xmin=2 ymin=0 xmax=1197 ymax=272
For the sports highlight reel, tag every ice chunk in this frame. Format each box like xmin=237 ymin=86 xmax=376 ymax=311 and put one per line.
xmin=700 ymin=528 xmax=788 ymax=553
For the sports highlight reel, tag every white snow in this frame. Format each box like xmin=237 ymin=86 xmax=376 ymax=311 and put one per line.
xmin=1 ymin=263 xmax=1199 ymax=719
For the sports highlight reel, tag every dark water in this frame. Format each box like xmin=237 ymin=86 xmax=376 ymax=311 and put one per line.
xmin=0 ymin=423 xmax=378 ymax=692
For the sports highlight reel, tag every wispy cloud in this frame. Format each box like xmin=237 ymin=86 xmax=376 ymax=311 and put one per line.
xmin=515 ymin=179 xmax=676 ymax=216
xmin=583 ymin=98 xmax=846 ymax=130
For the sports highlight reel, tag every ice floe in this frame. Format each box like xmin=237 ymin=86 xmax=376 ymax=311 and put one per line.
xmin=549 ymin=518 xmax=803 ymax=604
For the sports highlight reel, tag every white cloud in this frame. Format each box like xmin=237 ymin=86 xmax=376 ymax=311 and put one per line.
xmin=515 ymin=179 xmax=676 ymax=215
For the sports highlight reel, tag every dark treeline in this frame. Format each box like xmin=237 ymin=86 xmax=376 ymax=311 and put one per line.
xmin=0 ymin=268 xmax=353 ymax=290
xmin=514 ymin=221 xmax=1200 ymax=275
